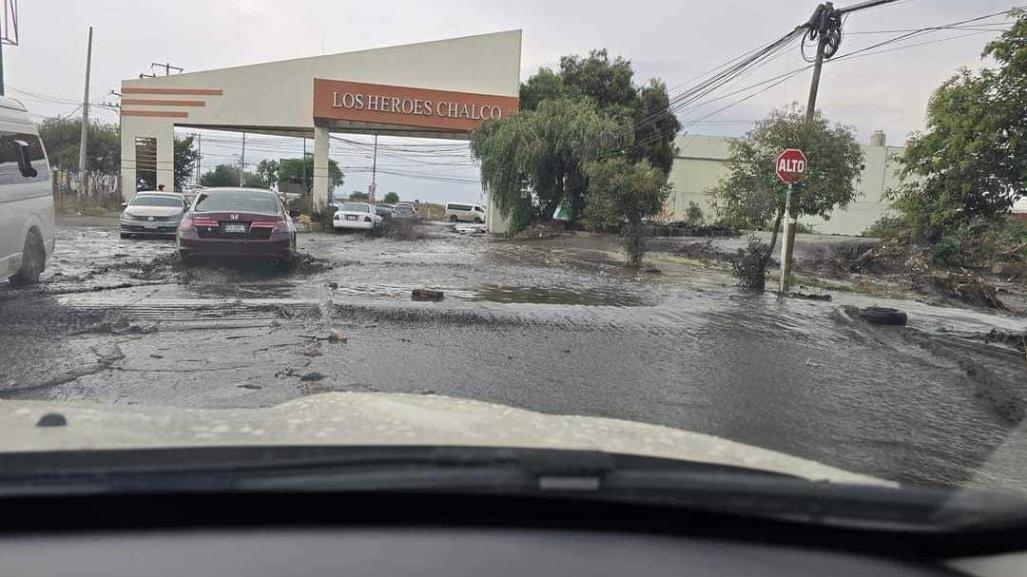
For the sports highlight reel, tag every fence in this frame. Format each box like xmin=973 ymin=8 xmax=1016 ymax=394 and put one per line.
xmin=52 ymin=169 xmax=122 ymax=211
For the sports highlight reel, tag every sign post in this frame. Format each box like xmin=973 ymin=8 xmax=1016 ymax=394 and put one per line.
xmin=775 ymin=148 xmax=807 ymax=293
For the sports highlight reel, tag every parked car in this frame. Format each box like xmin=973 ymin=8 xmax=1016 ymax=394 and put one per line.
xmin=333 ymin=202 xmax=382 ymax=232
xmin=176 ymin=187 xmax=298 ymax=266
xmin=393 ymin=204 xmax=418 ymax=219
xmin=445 ymin=202 xmax=486 ymax=223
xmin=0 ymin=97 xmax=53 ymax=286
xmin=119 ymin=192 xmax=190 ymax=238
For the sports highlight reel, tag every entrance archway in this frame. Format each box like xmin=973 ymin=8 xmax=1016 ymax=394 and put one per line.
xmin=119 ymin=30 xmax=521 ymax=232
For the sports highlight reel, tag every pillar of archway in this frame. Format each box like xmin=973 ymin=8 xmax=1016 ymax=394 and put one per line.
xmin=312 ymin=126 xmax=330 ymax=212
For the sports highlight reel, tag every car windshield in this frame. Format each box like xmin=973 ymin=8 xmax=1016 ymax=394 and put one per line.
xmin=4 ymin=0 xmax=1027 ymax=537
xmin=131 ymin=195 xmax=183 ymax=207
xmin=194 ymin=191 xmax=280 ymax=214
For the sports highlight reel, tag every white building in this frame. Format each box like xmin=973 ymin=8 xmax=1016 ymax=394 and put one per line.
xmin=666 ymin=131 xmax=905 ymax=236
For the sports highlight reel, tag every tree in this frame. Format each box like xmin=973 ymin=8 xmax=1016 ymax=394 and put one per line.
xmin=710 ymin=105 xmax=864 ymax=256
xmin=37 ymin=117 xmax=120 ymax=173
xmin=349 ymin=191 xmax=369 ymax=201
xmin=382 ymin=191 xmax=400 ymax=204
xmin=521 ymin=50 xmax=680 ymax=177
xmin=174 ymin=136 xmax=200 ymax=190
xmin=583 ymin=158 xmax=669 ymax=267
xmin=255 ymin=159 xmax=280 ymax=189
xmin=200 ymin=164 xmax=263 ymax=188
xmin=471 ymin=98 xmax=622 ymax=229
xmin=888 ymin=10 xmax=1027 ymax=241
xmin=277 ymin=156 xmax=343 ymax=192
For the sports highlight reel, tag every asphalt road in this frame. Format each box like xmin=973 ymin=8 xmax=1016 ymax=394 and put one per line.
xmin=1 ymin=217 xmax=1026 ymax=493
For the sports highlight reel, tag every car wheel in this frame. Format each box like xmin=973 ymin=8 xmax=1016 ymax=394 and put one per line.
xmin=859 ymin=307 xmax=908 ymax=326
xmin=9 ymin=230 xmax=45 ymax=286
xmin=475 ymin=218 xmax=484 ymax=224
xmin=449 ymin=215 xmax=458 ymax=222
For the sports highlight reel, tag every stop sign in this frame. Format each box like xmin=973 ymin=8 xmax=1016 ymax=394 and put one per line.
xmin=776 ymin=148 xmax=807 ymax=184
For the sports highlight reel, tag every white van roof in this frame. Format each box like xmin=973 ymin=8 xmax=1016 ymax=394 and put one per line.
xmin=0 ymin=97 xmax=37 ymax=134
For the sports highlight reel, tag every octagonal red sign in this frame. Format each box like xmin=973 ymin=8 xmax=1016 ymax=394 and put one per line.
xmin=776 ymin=148 xmax=807 ymax=184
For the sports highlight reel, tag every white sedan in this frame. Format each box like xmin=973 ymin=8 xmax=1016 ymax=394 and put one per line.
xmin=332 ymin=202 xmax=382 ymax=231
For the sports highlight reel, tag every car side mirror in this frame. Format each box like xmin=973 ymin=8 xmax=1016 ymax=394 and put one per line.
xmin=121 ymin=202 xmax=128 ymax=208
xmin=289 ymin=209 xmax=301 ymax=218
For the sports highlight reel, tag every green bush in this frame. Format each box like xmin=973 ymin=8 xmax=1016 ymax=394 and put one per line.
xmin=508 ymin=194 xmax=537 ymax=235
xmin=731 ymin=235 xmax=772 ymax=291
xmin=685 ymin=201 xmax=704 ymax=226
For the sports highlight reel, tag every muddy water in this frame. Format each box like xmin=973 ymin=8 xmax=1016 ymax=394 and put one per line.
xmin=1 ymin=219 xmax=1026 ymax=493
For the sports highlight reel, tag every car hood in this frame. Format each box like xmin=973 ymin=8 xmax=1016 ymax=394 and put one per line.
xmin=125 ymin=206 xmax=183 ymax=218
xmin=0 ymin=392 xmax=889 ymax=486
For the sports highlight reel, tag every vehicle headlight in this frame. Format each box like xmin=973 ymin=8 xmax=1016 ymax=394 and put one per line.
xmin=120 ymin=213 xmax=135 ymax=221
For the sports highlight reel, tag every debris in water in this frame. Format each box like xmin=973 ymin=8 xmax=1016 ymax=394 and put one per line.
xmin=36 ymin=413 xmax=67 ymax=428
xmin=412 ymin=288 xmax=444 ymax=302
xmin=328 ymin=329 xmax=348 ymax=343
xmin=300 ymin=372 xmax=326 ymax=382
xmin=238 ymin=383 xmax=263 ymax=390
xmin=788 ymin=292 xmax=832 ymax=301
xmin=149 ymin=354 xmax=164 ymax=359
xmin=643 ymin=267 xmax=662 ymax=274
xmin=328 ymin=282 xmax=339 ymax=290
xmin=112 ymin=323 xmax=158 ymax=335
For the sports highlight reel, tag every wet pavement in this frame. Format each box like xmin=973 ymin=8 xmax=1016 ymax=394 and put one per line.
xmin=1 ymin=217 xmax=1026 ymax=493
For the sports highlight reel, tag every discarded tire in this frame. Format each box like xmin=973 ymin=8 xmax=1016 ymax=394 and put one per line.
xmin=859 ymin=306 xmax=907 ymax=326
xmin=412 ymin=289 xmax=444 ymax=302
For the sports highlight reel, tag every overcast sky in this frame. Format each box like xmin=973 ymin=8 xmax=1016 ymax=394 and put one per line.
xmin=3 ymin=0 xmax=1016 ymax=203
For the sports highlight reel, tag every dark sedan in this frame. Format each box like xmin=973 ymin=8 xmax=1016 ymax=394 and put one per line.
xmin=176 ymin=188 xmax=298 ymax=266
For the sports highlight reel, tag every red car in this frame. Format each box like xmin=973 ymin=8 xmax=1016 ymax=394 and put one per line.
xmin=176 ymin=188 xmax=299 ymax=266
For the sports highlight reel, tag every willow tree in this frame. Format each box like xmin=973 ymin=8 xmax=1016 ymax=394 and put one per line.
xmin=470 ymin=98 xmax=622 ymax=230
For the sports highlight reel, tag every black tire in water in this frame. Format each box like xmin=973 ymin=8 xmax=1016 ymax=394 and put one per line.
xmin=859 ymin=306 xmax=908 ymax=326
xmin=449 ymin=215 xmax=458 ymax=222
xmin=9 ymin=230 xmax=45 ymax=286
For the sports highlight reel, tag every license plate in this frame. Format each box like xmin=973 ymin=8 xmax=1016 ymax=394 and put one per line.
xmin=224 ymin=223 xmax=247 ymax=233
xmin=144 ymin=222 xmax=159 ymax=229
xmin=345 ymin=215 xmax=357 ymax=221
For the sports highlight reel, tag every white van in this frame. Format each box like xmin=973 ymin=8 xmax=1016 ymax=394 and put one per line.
xmin=0 ymin=98 xmax=53 ymax=285
xmin=445 ymin=202 xmax=486 ymax=223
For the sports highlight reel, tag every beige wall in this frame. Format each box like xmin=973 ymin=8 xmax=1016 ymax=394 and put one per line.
xmin=666 ymin=134 xmax=904 ymax=237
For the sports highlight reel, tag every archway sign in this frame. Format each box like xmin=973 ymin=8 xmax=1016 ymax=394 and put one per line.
xmin=119 ymin=30 xmax=522 ymax=232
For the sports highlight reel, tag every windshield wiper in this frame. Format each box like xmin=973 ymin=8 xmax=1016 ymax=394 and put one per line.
xmin=0 ymin=446 xmax=1023 ymax=533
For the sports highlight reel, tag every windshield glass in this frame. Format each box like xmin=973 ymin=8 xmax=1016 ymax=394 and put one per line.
xmin=194 ymin=191 xmax=280 ymax=214
xmin=4 ymin=0 xmax=1027 ymax=534
xmin=130 ymin=195 xmax=183 ymax=207
xmin=339 ymin=203 xmax=369 ymax=212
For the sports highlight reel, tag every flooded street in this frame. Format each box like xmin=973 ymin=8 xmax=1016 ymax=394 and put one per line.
xmin=2 ymin=217 xmax=1026 ymax=492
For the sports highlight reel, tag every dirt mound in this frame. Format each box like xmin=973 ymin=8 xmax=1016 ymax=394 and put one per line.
xmin=514 ymin=224 xmax=563 ymax=240
xmin=651 ymin=238 xmax=725 ymax=262
xmin=912 ymin=272 xmax=1007 ymax=310
xmin=650 ymin=223 xmax=739 ymax=238
xmin=382 ymin=219 xmax=426 ymax=241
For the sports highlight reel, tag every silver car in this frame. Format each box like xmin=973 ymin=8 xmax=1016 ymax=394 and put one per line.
xmin=119 ymin=192 xmax=190 ymax=239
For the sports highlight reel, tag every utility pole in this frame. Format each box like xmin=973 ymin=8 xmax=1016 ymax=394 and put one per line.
xmin=369 ymin=134 xmax=378 ymax=203
xmin=195 ymin=133 xmax=202 ymax=186
xmin=77 ymin=26 xmax=93 ymax=200
xmin=780 ymin=5 xmax=830 ymax=293
xmin=302 ymin=137 xmax=307 ymax=193
xmin=239 ymin=132 xmax=246 ymax=187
